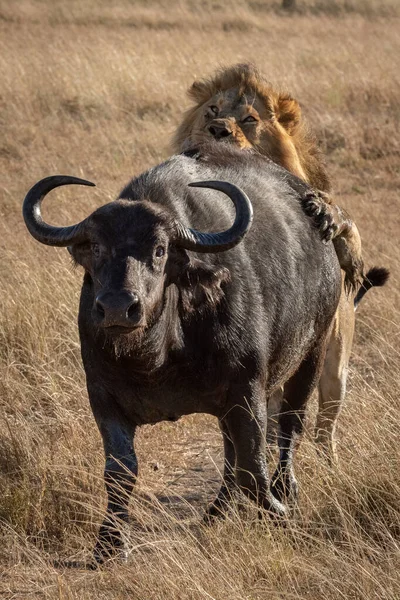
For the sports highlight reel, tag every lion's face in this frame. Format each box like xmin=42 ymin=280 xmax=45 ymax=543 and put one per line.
xmin=188 ymin=88 xmax=268 ymax=150
xmin=176 ymin=86 xmax=308 ymax=182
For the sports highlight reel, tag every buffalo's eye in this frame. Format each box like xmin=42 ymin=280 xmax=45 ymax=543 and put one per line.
xmin=92 ymin=243 xmax=101 ymax=258
xmin=155 ymin=245 xmax=165 ymax=258
xmin=242 ymin=115 xmax=257 ymax=123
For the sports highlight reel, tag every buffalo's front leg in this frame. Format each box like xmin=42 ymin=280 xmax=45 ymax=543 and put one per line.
xmin=205 ymin=418 xmax=237 ymax=519
xmin=93 ymin=417 xmax=137 ymax=564
xmin=222 ymin=383 xmax=286 ymax=518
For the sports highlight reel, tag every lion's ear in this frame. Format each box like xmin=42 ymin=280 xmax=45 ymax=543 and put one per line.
xmin=275 ymin=94 xmax=302 ymax=135
xmin=188 ymin=79 xmax=213 ymax=104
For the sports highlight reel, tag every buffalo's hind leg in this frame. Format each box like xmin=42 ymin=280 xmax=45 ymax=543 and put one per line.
xmin=92 ymin=416 xmax=138 ymax=564
xmin=271 ymin=344 xmax=326 ymax=503
xmin=222 ymin=381 xmax=286 ymax=518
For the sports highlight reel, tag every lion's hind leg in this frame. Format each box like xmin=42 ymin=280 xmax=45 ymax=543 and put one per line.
xmin=315 ymin=297 xmax=355 ymax=463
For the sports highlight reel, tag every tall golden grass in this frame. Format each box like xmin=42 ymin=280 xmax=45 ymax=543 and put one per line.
xmin=0 ymin=0 xmax=399 ymax=597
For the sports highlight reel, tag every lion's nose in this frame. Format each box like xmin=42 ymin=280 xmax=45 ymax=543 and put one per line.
xmin=208 ymin=122 xmax=233 ymax=140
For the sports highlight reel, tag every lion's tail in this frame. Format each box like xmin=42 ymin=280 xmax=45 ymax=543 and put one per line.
xmin=354 ymin=266 xmax=390 ymax=310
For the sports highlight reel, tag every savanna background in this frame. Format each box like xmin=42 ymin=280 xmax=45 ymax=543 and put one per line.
xmin=0 ymin=0 xmax=399 ymax=597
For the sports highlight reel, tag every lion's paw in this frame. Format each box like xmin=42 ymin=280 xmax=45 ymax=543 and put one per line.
xmin=301 ymin=190 xmax=339 ymax=243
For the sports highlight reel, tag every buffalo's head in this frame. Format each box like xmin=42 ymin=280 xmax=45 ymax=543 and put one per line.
xmin=23 ymin=176 xmax=253 ymax=335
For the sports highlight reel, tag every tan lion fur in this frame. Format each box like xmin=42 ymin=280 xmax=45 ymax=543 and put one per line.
xmin=172 ymin=63 xmax=331 ymax=193
xmin=172 ymin=63 xmax=365 ymax=462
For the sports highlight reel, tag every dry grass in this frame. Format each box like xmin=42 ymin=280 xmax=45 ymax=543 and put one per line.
xmin=0 ymin=0 xmax=399 ymax=598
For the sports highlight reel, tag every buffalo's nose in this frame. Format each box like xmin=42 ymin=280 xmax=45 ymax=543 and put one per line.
xmin=95 ymin=291 xmax=142 ymax=328
xmin=208 ymin=123 xmax=232 ymax=140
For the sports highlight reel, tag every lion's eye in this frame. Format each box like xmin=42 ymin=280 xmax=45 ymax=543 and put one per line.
xmin=155 ymin=245 xmax=165 ymax=258
xmin=208 ymin=105 xmax=219 ymax=115
xmin=92 ymin=243 xmax=101 ymax=258
xmin=242 ymin=115 xmax=257 ymax=123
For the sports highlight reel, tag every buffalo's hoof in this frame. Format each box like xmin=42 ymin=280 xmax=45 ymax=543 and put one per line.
xmin=262 ymin=493 xmax=287 ymax=518
xmin=93 ymin=526 xmax=129 ymax=565
xmin=204 ymin=498 xmax=229 ymax=520
xmin=256 ymin=494 xmax=288 ymax=527
xmin=93 ymin=544 xmax=129 ymax=566
xmin=270 ymin=469 xmax=298 ymax=504
xmin=203 ymin=485 xmax=239 ymax=523
xmin=203 ymin=504 xmax=227 ymax=524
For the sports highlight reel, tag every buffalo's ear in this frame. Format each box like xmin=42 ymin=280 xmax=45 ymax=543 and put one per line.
xmin=274 ymin=93 xmax=302 ymax=135
xmin=168 ymin=247 xmax=230 ymax=313
xmin=179 ymin=258 xmax=231 ymax=313
xmin=69 ymin=242 xmax=91 ymax=270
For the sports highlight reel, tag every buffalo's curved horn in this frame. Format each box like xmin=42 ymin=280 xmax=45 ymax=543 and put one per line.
xmin=173 ymin=180 xmax=253 ymax=253
xmin=22 ymin=175 xmax=95 ymax=246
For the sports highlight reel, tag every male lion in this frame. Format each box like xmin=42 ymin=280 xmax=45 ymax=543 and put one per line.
xmin=172 ymin=63 xmax=361 ymax=283
xmin=173 ymin=63 xmax=330 ymax=192
xmin=172 ymin=63 xmax=388 ymax=461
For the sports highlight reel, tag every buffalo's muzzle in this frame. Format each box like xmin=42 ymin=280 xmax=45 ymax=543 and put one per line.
xmin=94 ymin=290 xmax=143 ymax=330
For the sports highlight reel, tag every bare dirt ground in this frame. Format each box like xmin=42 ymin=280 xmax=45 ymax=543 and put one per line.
xmin=0 ymin=1 xmax=399 ymax=598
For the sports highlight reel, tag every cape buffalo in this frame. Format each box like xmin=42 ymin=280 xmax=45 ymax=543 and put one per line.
xmin=23 ymin=144 xmax=341 ymax=563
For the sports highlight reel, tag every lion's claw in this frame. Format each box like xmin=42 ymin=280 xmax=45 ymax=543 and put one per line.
xmin=301 ymin=190 xmax=339 ymax=242
xmin=304 ymin=202 xmax=321 ymax=217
